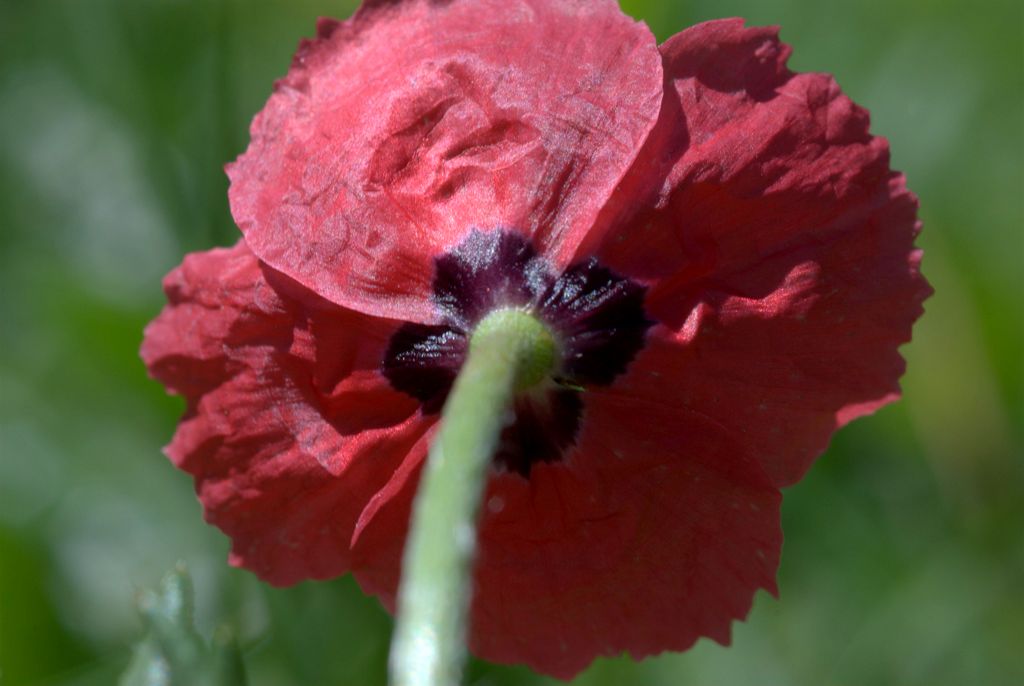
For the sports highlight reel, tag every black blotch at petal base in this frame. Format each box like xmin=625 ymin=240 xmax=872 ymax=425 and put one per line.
xmin=381 ymin=229 xmax=653 ymax=476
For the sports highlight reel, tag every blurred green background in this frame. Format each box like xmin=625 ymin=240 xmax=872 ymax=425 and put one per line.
xmin=1 ymin=0 xmax=1021 ymax=684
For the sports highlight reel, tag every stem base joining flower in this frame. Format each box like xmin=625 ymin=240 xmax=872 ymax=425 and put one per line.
xmin=382 ymin=229 xmax=652 ymax=476
xmin=470 ymin=309 xmax=557 ymax=392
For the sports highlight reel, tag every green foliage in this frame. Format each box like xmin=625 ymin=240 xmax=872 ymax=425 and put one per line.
xmin=120 ymin=566 xmax=246 ymax=686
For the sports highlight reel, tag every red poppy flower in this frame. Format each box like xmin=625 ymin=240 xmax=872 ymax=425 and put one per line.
xmin=142 ymin=0 xmax=929 ymax=678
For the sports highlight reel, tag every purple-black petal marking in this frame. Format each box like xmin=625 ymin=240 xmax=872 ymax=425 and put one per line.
xmin=382 ymin=229 xmax=653 ymax=476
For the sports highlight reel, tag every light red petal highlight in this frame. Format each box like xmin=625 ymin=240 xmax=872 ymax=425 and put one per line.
xmin=229 ymin=0 xmax=663 ymax=323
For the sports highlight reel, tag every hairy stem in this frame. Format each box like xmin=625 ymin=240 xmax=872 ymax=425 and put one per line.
xmin=389 ymin=309 xmax=555 ymax=686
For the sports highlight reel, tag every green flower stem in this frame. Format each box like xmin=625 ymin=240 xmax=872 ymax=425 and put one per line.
xmin=389 ymin=309 xmax=556 ymax=686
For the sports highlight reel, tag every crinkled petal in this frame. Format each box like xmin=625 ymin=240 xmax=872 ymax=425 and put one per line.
xmin=594 ymin=18 xmax=897 ymax=279
xmin=141 ymin=241 xmax=435 ymax=584
xmin=228 ymin=0 xmax=663 ymax=323
xmin=589 ymin=19 xmax=930 ymax=485
xmin=624 ymin=191 xmax=926 ymax=487
xmin=350 ymin=374 xmax=781 ymax=678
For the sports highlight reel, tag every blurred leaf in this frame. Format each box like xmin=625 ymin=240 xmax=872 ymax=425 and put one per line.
xmin=120 ymin=564 xmax=247 ymax=686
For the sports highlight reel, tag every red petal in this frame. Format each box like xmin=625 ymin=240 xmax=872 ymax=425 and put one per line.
xmin=594 ymin=18 xmax=896 ymax=279
xmin=228 ymin=0 xmax=663 ymax=323
xmin=587 ymin=19 xmax=930 ymax=485
xmin=627 ymin=189 xmax=926 ymax=487
xmin=141 ymin=241 xmax=436 ymax=584
xmin=351 ymin=387 xmax=781 ymax=678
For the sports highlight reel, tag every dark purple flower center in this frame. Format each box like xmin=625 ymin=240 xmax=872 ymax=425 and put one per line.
xmin=382 ymin=230 xmax=652 ymax=476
